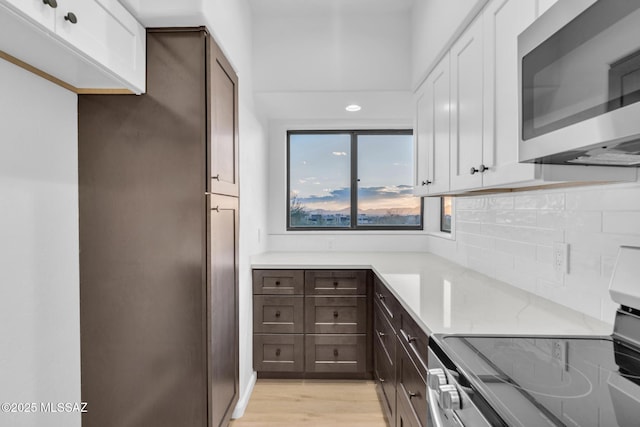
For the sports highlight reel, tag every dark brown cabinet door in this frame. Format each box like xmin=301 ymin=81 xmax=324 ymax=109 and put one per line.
xmin=80 ymin=28 xmax=240 ymax=427
xmin=79 ymin=29 xmax=208 ymax=427
xmin=208 ymin=38 xmax=239 ymax=197
xmin=208 ymin=194 xmax=239 ymax=426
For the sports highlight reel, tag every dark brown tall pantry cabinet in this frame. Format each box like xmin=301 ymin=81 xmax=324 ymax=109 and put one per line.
xmin=78 ymin=28 xmax=239 ymax=427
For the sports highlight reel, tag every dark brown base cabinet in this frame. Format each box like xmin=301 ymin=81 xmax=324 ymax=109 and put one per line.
xmin=252 ymin=270 xmax=430 ymax=426
xmin=373 ymin=276 xmax=429 ymax=427
xmin=253 ymin=270 xmax=371 ymax=378
xmin=79 ymin=28 xmax=239 ymax=427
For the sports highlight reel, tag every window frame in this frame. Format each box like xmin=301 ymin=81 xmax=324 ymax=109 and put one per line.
xmin=440 ymin=196 xmax=452 ymax=233
xmin=286 ymin=129 xmax=423 ymax=231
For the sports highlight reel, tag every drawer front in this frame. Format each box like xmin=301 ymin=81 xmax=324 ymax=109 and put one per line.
xmin=374 ymin=338 xmax=396 ymax=423
xmin=305 ymin=296 xmax=367 ymax=334
xmin=254 ymin=295 xmax=303 ymax=334
xmin=399 ymin=311 xmax=428 ymax=378
xmin=396 ymin=385 xmax=422 ymax=427
xmin=397 ymin=340 xmax=427 ymax=427
xmin=253 ymin=269 xmax=304 ymax=295
xmin=374 ymin=276 xmax=400 ymax=330
xmin=374 ymin=301 xmax=395 ymax=366
xmin=254 ymin=334 xmax=304 ymax=372
xmin=305 ymin=334 xmax=367 ymax=373
xmin=305 ymin=270 xmax=367 ymax=295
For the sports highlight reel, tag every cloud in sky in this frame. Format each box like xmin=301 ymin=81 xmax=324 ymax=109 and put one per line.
xmin=292 ymin=185 xmax=419 ymax=212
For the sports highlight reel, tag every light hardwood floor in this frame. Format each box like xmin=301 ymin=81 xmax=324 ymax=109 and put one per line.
xmin=230 ymin=379 xmax=388 ymax=426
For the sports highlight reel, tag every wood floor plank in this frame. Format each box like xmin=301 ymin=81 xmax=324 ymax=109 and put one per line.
xmin=230 ymin=379 xmax=387 ymax=426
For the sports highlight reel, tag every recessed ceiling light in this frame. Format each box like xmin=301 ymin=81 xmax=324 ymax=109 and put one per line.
xmin=345 ymin=104 xmax=361 ymax=112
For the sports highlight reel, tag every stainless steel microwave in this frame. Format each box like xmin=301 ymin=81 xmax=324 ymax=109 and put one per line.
xmin=518 ymin=0 xmax=640 ymax=166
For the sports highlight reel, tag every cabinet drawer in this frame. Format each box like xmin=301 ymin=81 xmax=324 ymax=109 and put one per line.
xmin=396 ymin=384 xmax=422 ymax=427
xmin=253 ymin=296 xmax=303 ymax=334
xmin=374 ymin=336 xmax=396 ymax=423
xmin=374 ymin=301 xmax=395 ymax=365
xmin=254 ymin=334 xmax=304 ymax=372
xmin=374 ymin=276 xmax=400 ymax=330
xmin=397 ymin=339 xmax=427 ymax=427
xmin=399 ymin=311 xmax=428 ymax=378
xmin=305 ymin=296 xmax=367 ymax=334
xmin=305 ymin=335 xmax=367 ymax=373
xmin=305 ymin=270 xmax=367 ymax=295
xmin=253 ymin=270 xmax=304 ymax=295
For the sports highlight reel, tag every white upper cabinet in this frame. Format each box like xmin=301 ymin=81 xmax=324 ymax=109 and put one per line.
xmin=414 ymin=52 xmax=451 ymax=196
xmin=450 ymin=16 xmax=484 ymax=192
xmin=0 ymin=0 xmax=145 ymax=94
xmin=481 ymin=0 xmax=536 ymax=188
xmin=4 ymin=0 xmax=55 ymax=29
xmin=417 ymin=0 xmax=636 ymax=195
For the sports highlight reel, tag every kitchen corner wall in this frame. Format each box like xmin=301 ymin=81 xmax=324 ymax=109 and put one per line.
xmin=428 ymin=182 xmax=640 ymax=325
xmin=0 ymin=60 xmax=80 ymax=426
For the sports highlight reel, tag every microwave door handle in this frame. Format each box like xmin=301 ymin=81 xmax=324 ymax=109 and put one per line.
xmin=428 ymin=387 xmax=446 ymax=427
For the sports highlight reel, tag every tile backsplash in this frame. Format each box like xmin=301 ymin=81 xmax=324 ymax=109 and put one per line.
xmin=429 ymin=182 xmax=640 ymax=325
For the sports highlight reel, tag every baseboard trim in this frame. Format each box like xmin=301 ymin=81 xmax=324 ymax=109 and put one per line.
xmin=231 ymin=371 xmax=257 ymax=419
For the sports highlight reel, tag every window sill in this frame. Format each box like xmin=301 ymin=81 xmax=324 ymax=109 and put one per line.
xmin=426 ymin=230 xmax=455 ymax=240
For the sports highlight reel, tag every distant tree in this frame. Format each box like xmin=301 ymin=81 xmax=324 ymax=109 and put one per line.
xmin=290 ymin=194 xmax=307 ymax=225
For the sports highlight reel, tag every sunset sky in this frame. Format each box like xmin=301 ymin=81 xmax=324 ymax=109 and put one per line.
xmin=289 ymin=133 xmax=420 ymax=214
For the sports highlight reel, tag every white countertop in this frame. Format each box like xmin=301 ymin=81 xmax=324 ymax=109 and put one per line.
xmin=251 ymin=252 xmax=613 ymax=336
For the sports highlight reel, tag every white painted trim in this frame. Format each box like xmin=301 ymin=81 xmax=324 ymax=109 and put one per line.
xmin=231 ymin=371 xmax=257 ymax=419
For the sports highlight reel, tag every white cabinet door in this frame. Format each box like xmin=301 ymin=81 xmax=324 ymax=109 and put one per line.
xmin=55 ymin=0 xmax=145 ymax=92
xmin=1 ymin=0 xmax=55 ymax=29
xmin=429 ymin=53 xmax=451 ymax=195
xmin=414 ymin=86 xmax=431 ymax=197
xmin=414 ymin=53 xmax=451 ymax=196
xmin=450 ymin=15 xmax=484 ymax=191
xmin=481 ymin=0 xmax=537 ymax=187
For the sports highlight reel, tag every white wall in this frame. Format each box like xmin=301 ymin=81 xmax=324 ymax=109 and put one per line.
xmin=427 ymin=182 xmax=640 ymax=325
xmin=411 ymin=0 xmax=486 ymax=88
xmin=201 ymin=0 xmax=269 ymax=417
xmin=0 ymin=60 xmax=80 ymax=427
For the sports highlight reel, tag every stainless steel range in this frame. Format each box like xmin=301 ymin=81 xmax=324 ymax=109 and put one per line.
xmin=427 ymin=246 xmax=640 ymax=426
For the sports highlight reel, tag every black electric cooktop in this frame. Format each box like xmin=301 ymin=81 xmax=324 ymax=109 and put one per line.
xmin=435 ymin=335 xmax=640 ymax=427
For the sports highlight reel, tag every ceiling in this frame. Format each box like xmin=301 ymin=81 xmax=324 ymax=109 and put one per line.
xmin=249 ymin=0 xmax=416 ymax=15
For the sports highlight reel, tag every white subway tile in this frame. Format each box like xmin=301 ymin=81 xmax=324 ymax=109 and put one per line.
xmin=566 ymin=185 xmax=640 ymax=211
xmin=493 ymin=251 xmax=515 ymax=270
xmin=457 ymin=221 xmax=483 ymax=234
xmin=488 ymin=196 xmax=514 ymax=210
xmin=457 ymin=210 xmax=484 ymax=222
xmin=457 ymin=232 xmax=495 ymax=250
xmin=602 ymin=211 xmax=640 ymax=234
xmin=536 ymin=245 xmax=554 ymax=263
xmin=482 ymin=224 xmax=564 ymax=245
xmin=456 ymin=197 xmax=488 ymax=210
xmin=600 ymin=255 xmax=617 ymax=279
xmin=514 ymin=195 xmax=538 ymax=210
xmin=537 ymin=211 xmax=565 ymax=229
xmin=496 ymin=211 xmax=537 ymax=226
xmin=565 ymin=272 xmax=609 ymax=296
xmin=495 ymin=239 xmax=536 ymax=259
xmin=481 ymin=210 xmax=497 ymax=224
xmin=565 ymin=231 xmax=640 ymax=257
xmin=568 ymin=249 xmax=601 ymax=277
xmin=538 ymin=194 xmax=565 ymax=210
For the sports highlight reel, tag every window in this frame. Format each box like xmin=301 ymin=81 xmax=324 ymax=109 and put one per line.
xmin=288 ymin=130 xmax=422 ymax=230
xmin=440 ymin=196 xmax=452 ymax=233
